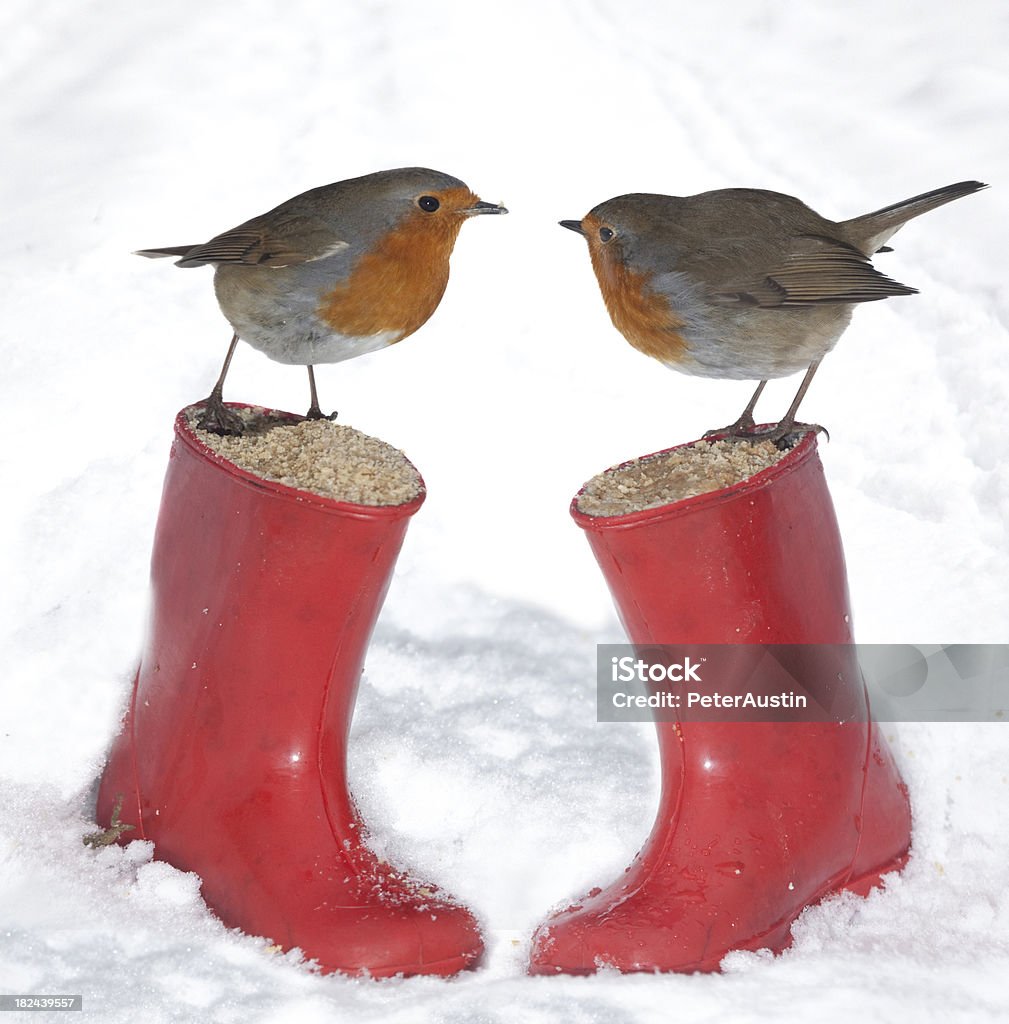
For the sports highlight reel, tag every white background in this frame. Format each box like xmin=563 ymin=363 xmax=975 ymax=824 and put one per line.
xmin=1 ymin=1 xmax=1007 ymax=1020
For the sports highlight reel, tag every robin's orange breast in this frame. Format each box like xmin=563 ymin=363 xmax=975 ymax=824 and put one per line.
xmin=583 ymin=216 xmax=689 ymax=365
xmin=317 ymin=188 xmax=474 ymax=341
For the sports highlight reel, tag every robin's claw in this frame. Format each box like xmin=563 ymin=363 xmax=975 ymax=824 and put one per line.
xmin=304 ymin=405 xmax=338 ymax=422
xmin=197 ymin=394 xmax=247 ymax=435
xmin=769 ymin=426 xmax=818 ymax=451
xmin=703 ymin=413 xmax=757 ymax=440
xmin=736 ymin=421 xmax=829 ymax=450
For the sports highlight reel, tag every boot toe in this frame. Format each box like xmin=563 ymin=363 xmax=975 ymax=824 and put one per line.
xmin=529 ymin=894 xmax=731 ymax=975
xmin=298 ymin=898 xmax=483 ymax=978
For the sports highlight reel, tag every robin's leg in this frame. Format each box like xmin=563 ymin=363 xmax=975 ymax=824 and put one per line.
xmin=305 ymin=366 xmax=337 ymax=421
xmin=749 ymin=360 xmax=829 ymax=449
xmin=197 ymin=333 xmax=247 ymax=435
xmin=704 ymin=380 xmax=767 ymax=439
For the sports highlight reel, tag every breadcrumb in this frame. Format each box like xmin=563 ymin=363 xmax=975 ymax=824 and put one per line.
xmin=576 ymin=438 xmax=790 ymax=517
xmin=190 ymin=407 xmax=422 ymax=507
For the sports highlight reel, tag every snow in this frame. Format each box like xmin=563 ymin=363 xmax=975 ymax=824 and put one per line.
xmin=2 ymin=0 xmax=1007 ymax=1020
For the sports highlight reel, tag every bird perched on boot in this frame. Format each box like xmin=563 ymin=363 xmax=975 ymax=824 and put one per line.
xmin=138 ymin=167 xmax=507 ymax=434
xmin=561 ymin=180 xmax=986 ymax=445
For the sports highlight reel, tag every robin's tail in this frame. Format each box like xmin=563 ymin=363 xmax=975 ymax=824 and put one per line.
xmin=135 ymin=245 xmax=199 ymax=262
xmin=843 ymin=180 xmax=987 ymax=254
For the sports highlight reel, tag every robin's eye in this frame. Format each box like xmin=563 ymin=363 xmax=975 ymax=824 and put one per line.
xmin=417 ymin=195 xmax=440 ymax=213
xmin=599 ymin=226 xmax=615 ymax=242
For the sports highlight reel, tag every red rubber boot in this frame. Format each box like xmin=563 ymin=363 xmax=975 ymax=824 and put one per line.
xmin=96 ymin=406 xmax=482 ymax=977
xmin=530 ymin=432 xmax=910 ymax=974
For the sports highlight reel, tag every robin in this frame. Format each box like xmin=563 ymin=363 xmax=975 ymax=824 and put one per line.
xmin=138 ymin=167 xmax=507 ymax=434
xmin=561 ymin=180 xmax=987 ymax=445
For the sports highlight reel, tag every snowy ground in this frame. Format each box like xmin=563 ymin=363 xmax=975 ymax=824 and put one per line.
xmin=2 ymin=0 xmax=1008 ymax=1020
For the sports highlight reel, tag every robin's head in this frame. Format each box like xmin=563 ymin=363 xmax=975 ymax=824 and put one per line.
xmin=346 ymin=167 xmax=507 ymax=244
xmin=560 ymin=194 xmax=677 ymax=279
xmin=559 ymin=195 xmax=692 ymax=362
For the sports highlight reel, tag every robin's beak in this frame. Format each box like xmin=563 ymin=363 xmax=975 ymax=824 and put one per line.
xmin=559 ymin=219 xmax=586 ymax=236
xmin=465 ymin=200 xmax=508 ymax=216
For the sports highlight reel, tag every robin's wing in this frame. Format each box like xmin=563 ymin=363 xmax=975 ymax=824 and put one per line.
xmin=161 ymin=214 xmax=349 ymax=269
xmin=713 ymin=235 xmax=917 ymax=307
